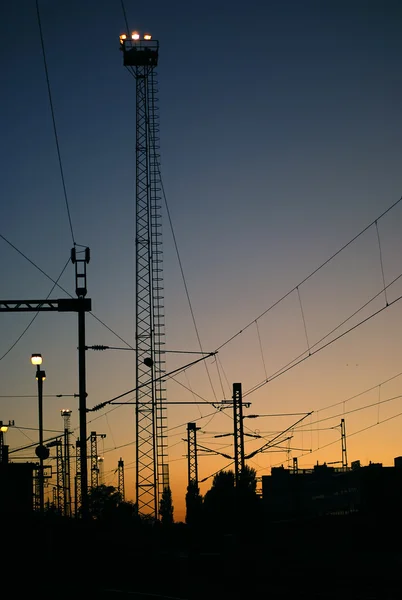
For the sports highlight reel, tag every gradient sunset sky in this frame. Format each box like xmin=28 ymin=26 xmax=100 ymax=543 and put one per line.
xmin=1 ymin=0 xmax=402 ymax=521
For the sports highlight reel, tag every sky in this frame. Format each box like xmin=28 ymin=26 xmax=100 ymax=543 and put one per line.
xmin=1 ymin=0 xmax=402 ymax=522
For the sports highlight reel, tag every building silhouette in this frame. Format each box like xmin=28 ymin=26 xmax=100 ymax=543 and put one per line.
xmin=262 ymin=457 xmax=402 ymax=520
xmin=0 ymin=462 xmax=35 ymax=516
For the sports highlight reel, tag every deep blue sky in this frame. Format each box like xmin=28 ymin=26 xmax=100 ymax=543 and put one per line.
xmin=1 ymin=1 xmax=402 ymax=520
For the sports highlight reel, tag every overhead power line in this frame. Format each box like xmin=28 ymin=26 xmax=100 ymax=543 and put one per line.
xmin=0 ymin=257 xmax=70 ymax=362
xmin=244 ymin=278 xmax=402 ymax=398
xmin=216 ymin=194 xmax=402 ymax=353
xmin=266 ymin=409 xmax=402 ymax=473
xmin=315 ymin=370 xmax=402 ymax=415
xmin=294 ymin=393 xmax=402 ymax=432
xmin=88 ymin=352 xmax=217 ymax=412
xmin=35 ymin=0 xmax=75 ymax=245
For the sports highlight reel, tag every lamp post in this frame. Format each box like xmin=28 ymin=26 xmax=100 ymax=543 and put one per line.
xmin=31 ymin=353 xmax=48 ymax=515
xmin=0 ymin=422 xmax=8 ymax=463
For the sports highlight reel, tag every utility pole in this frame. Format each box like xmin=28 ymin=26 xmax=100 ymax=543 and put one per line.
xmin=61 ymin=409 xmax=72 ymax=516
xmin=71 ymin=246 xmax=91 ymax=518
xmin=211 ymin=389 xmax=250 ymax=480
xmin=56 ymin=439 xmax=64 ymax=513
xmin=233 ymin=383 xmax=245 ymax=485
xmin=0 ymin=246 xmax=92 ymax=518
xmin=341 ymin=418 xmax=348 ymax=471
xmin=118 ymin=458 xmax=125 ymax=501
xmin=90 ymin=431 xmax=106 ymax=489
xmin=47 ymin=438 xmax=64 ymax=513
xmin=75 ymin=438 xmax=81 ymax=517
xmin=187 ymin=422 xmax=200 ymax=489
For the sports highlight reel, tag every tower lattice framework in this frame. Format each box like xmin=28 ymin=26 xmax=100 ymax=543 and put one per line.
xmin=120 ymin=33 xmax=168 ymax=519
xmin=233 ymin=383 xmax=245 ymax=485
xmin=75 ymin=438 xmax=81 ymax=517
xmin=61 ymin=409 xmax=72 ymax=517
xmin=187 ymin=423 xmax=199 ymax=489
xmin=118 ymin=457 xmax=125 ymax=501
xmin=55 ymin=439 xmax=64 ymax=513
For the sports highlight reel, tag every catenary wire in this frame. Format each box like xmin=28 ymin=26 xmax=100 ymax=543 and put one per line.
xmin=202 ymin=407 xmax=402 ymax=482
xmin=244 ymin=273 xmax=402 ymax=397
xmin=0 ymin=232 xmax=208 ymax=372
xmin=215 ymin=194 xmax=402 ymax=353
xmin=2 ymin=236 xmax=401 ymax=480
xmin=0 ymin=233 xmax=72 ymax=291
xmin=375 ymin=219 xmax=388 ymax=306
xmin=191 ymin=390 xmax=402 ymax=481
xmin=302 ymin=370 xmax=402 ymax=418
xmin=85 ymin=279 xmax=402 ymax=447
xmin=0 ymin=257 xmax=71 ymax=361
xmin=266 ymin=409 xmax=402 ymax=472
xmin=255 ymin=320 xmax=268 ymax=381
xmin=297 ymin=285 xmax=310 ymax=354
xmin=293 ymin=393 xmax=402 ymax=432
xmin=120 ymin=0 xmax=130 ymax=34
xmin=3 ymin=225 xmax=401 ymax=439
xmin=35 ymin=0 xmax=76 ymax=245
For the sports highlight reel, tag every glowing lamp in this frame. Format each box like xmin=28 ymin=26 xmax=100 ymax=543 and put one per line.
xmin=132 ymin=32 xmax=140 ymax=40
xmin=144 ymin=34 xmax=152 ymax=40
xmin=31 ymin=354 xmax=42 ymax=366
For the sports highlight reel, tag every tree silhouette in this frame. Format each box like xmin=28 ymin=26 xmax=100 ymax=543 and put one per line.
xmin=185 ymin=480 xmax=203 ymax=526
xmin=203 ymin=470 xmax=235 ymax=531
xmin=159 ymin=486 xmax=174 ymax=525
xmin=87 ymin=484 xmax=122 ymax=520
xmin=236 ymin=465 xmax=262 ymax=536
xmin=238 ymin=464 xmax=257 ymax=491
xmin=202 ymin=467 xmax=262 ymax=535
xmin=212 ymin=470 xmax=235 ymax=490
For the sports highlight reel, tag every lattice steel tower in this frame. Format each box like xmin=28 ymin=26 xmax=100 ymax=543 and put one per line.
xmin=118 ymin=457 xmax=125 ymax=501
xmin=61 ymin=409 xmax=72 ymax=517
xmin=75 ymin=438 xmax=81 ymax=517
xmin=90 ymin=431 xmax=106 ymax=489
xmin=120 ymin=31 xmax=168 ymax=519
xmin=187 ymin=423 xmax=200 ymax=489
xmin=233 ymin=383 xmax=245 ymax=485
xmin=47 ymin=438 xmax=64 ymax=513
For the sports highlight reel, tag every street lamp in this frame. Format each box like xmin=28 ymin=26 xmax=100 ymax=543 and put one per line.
xmin=31 ymin=353 xmax=48 ymax=515
xmin=0 ymin=422 xmax=8 ymax=463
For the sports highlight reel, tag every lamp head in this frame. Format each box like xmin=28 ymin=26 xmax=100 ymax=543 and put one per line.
xmin=31 ymin=354 xmax=43 ymax=366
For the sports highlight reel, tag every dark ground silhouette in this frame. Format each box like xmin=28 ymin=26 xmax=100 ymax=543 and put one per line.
xmin=3 ymin=511 xmax=401 ymax=599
